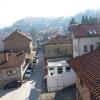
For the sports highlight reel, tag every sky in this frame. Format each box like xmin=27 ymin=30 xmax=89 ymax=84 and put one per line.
xmin=0 ymin=0 xmax=100 ymax=27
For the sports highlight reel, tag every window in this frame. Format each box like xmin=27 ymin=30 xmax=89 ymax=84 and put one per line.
xmin=84 ymin=45 xmax=87 ymax=52
xmin=12 ymin=70 xmax=17 ymax=75
xmin=50 ymin=73 xmax=53 ymax=76
xmin=90 ymin=45 xmax=94 ymax=52
xmin=66 ymin=66 xmax=71 ymax=72
xmin=56 ymin=48 xmax=60 ymax=54
xmin=49 ymin=68 xmax=54 ymax=70
xmin=7 ymin=70 xmax=12 ymax=76
xmin=57 ymin=67 xmax=63 ymax=74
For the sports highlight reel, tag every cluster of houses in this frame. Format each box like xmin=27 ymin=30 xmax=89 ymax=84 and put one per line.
xmin=0 ymin=30 xmax=36 ymax=87
xmin=43 ymin=24 xmax=100 ymax=100
xmin=0 ymin=24 xmax=100 ymax=100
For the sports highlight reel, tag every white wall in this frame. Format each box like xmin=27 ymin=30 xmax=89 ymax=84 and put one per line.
xmin=47 ymin=68 xmax=76 ymax=92
xmin=73 ymin=37 xmax=100 ymax=57
xmin=0 ymin=37 xmax=4 ymax=52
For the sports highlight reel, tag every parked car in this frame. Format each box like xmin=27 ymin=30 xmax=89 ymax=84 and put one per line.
xmin=33 ymin=58 xmax=37 ymax=63
xmin=33 ymin=56 xmax=38 ymax=59
xmin=28 ymin=65 xmax=34 ymax=71
xmin=24 ymin=69 xmax=32 ymax=79
xmin=3 ymin=80 xmax=21 ymax=90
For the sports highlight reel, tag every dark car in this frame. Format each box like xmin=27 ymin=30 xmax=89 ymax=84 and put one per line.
xmin=3 ymin=80 xmax=21 ymax=90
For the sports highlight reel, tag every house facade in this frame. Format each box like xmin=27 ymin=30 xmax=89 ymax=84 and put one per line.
xmin=44 ymin=58 xmax=75 ymax=92
xmin=69 ymin=24 xmax=100 ymax=57
xmin=0 ymin=51 xmax=33 ymax=87
xmin=68 ymin=51 xmax=100 ymax=100
xmin=3 ymin=30 xmax=33 ymax=53
xmin=44 ymin=35 xmax=72 ymax=58
xmin=0 ymin=30 xmax=35 ymax=87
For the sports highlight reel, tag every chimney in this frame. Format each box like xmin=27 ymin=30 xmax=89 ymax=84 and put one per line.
xmin=16 ymin=29 xmax=21 ymax=32
xmin=4 ymin=52 xmax=8 ymax=62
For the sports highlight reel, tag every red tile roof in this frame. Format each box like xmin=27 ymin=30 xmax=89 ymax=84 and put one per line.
xmin=0 ymin=51 xmax=27 ymax=69
xmin=69 ymin=24 xmax=100 ymax=38
xmin=45 ymin=35 xmax=72 ymax=45
xmin=4 ymin=30 xmax=32 ymax=41
xmin=68 ymin=51 xmax=100 ymax=99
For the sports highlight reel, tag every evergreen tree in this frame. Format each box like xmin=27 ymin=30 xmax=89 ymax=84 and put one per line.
xmin=81 ymin=16 xmax=85 ymax=24
xmin=85 ymin=16 xmax=89 ymax=24
xmin=69 ymin=18 xmax=76 ymax=25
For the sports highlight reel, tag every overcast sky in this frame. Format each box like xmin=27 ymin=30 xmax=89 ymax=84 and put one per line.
xmin=0 ymin=0 xmax=100 ymax=26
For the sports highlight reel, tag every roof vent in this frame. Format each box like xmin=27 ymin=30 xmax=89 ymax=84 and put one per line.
xmin=92 ymin=30 xmax=97 ymax=34
xmin=89 ymin=30 xmax=93 ymax=35
xmin=89 ymin=30 xmax=97 ymax=35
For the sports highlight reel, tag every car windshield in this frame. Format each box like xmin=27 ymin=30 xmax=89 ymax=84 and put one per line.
xmin=26 ymin=72 xmax=30 ymax=74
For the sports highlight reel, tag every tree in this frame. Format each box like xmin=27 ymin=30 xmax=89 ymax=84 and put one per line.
xmin=81 ymin=16 xmax=90 ymax=24
xmin=69 ymin=18 xmax=76 ymax=25
xmin=81 ymin=16 xmax=85 ymax=24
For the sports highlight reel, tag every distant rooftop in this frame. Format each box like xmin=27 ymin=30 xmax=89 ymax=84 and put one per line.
xmin=44 ymin=34 xmax=72 ymax=45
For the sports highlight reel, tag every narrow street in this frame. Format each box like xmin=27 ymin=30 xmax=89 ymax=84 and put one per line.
xmin=0 ymin=50 xmax=44 ymax=100
xmin=28 ymin=50 xmax=44 ymax=100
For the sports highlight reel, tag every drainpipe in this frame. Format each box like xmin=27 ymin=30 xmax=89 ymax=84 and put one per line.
xmin=78 ymin=38 xmax=80 ymax=56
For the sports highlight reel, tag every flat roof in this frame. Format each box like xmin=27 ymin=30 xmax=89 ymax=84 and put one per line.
xmin=47 ymin=59 xmax=68 ymax=67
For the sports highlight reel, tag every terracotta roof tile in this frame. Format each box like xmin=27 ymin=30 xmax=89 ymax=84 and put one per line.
xmin=45 ymin=35 xmax=72 ymax=45
xmin=69 ymin=24 xmax=100 ymax=38
xmin=0 ymin=51 xmax=27 ymax=69
xmin=4 ymin=30 xmax=32 ymax=41
xmin=68 ymin=51 xmax=100 ymax=99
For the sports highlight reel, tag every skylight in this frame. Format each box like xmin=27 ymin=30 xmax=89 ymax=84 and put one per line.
xmin=89 ymin=30 xmax=97 ymax=35
xmin=92 ymin=30 xmax=97 ymax=34
xmin=89 ymin=30 xmax=93 ymax=35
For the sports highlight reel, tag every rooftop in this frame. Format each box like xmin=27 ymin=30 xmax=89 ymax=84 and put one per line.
xmin=47 ymin=58 xmax=69 ymax=67
xmin=44 ymin=34 xmax=72 ymax=45
xmin=68 ymin=50 xmax=100 ymax=99
xmin=0 ymin=51 xmax=27 ymax=69
xmin=4 ymin=30 xmax=32 ymax=41
xmin=68 ymin=24 xmax=100 ymax=38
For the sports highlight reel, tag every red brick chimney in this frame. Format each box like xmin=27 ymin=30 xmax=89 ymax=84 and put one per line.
xmin=4 ymin=52 xmax=8 ymax=62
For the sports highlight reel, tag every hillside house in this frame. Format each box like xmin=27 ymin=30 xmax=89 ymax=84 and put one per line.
xmin=3 ymin=30 xmax=33 ymax=53
xmin=0 ymin=51 xmax=33 ymax=87
xmin=69 ymin=24 xmax=100 ymax=57
xmin=44 ymin=35 xmax=72 ymax=59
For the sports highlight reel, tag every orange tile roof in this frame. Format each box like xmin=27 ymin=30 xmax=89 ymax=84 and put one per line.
xmin=68 ymin=51 xmax=100 ymax=99
xmin=44 ymin=35 xmax=72 ymax=45
xmin=4 ymin=30 xmax=32 ymax=41
xmin=0 ymin=51 xmax=27 ymax=69
xmin=69 ymin=24 xmax=100 ymax=38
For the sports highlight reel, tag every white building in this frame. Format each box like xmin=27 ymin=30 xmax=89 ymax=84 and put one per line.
xmin=44 ymin=58 xmax=75 ymax=92
xmin=69 ymin=24 xmax=100 ymax=57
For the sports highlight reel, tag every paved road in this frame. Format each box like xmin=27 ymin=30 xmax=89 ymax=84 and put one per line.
xmin=28 ymin=51 xmax=44 ymax=100
xmin=0 ymin=50 xmax=44 ymax=100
